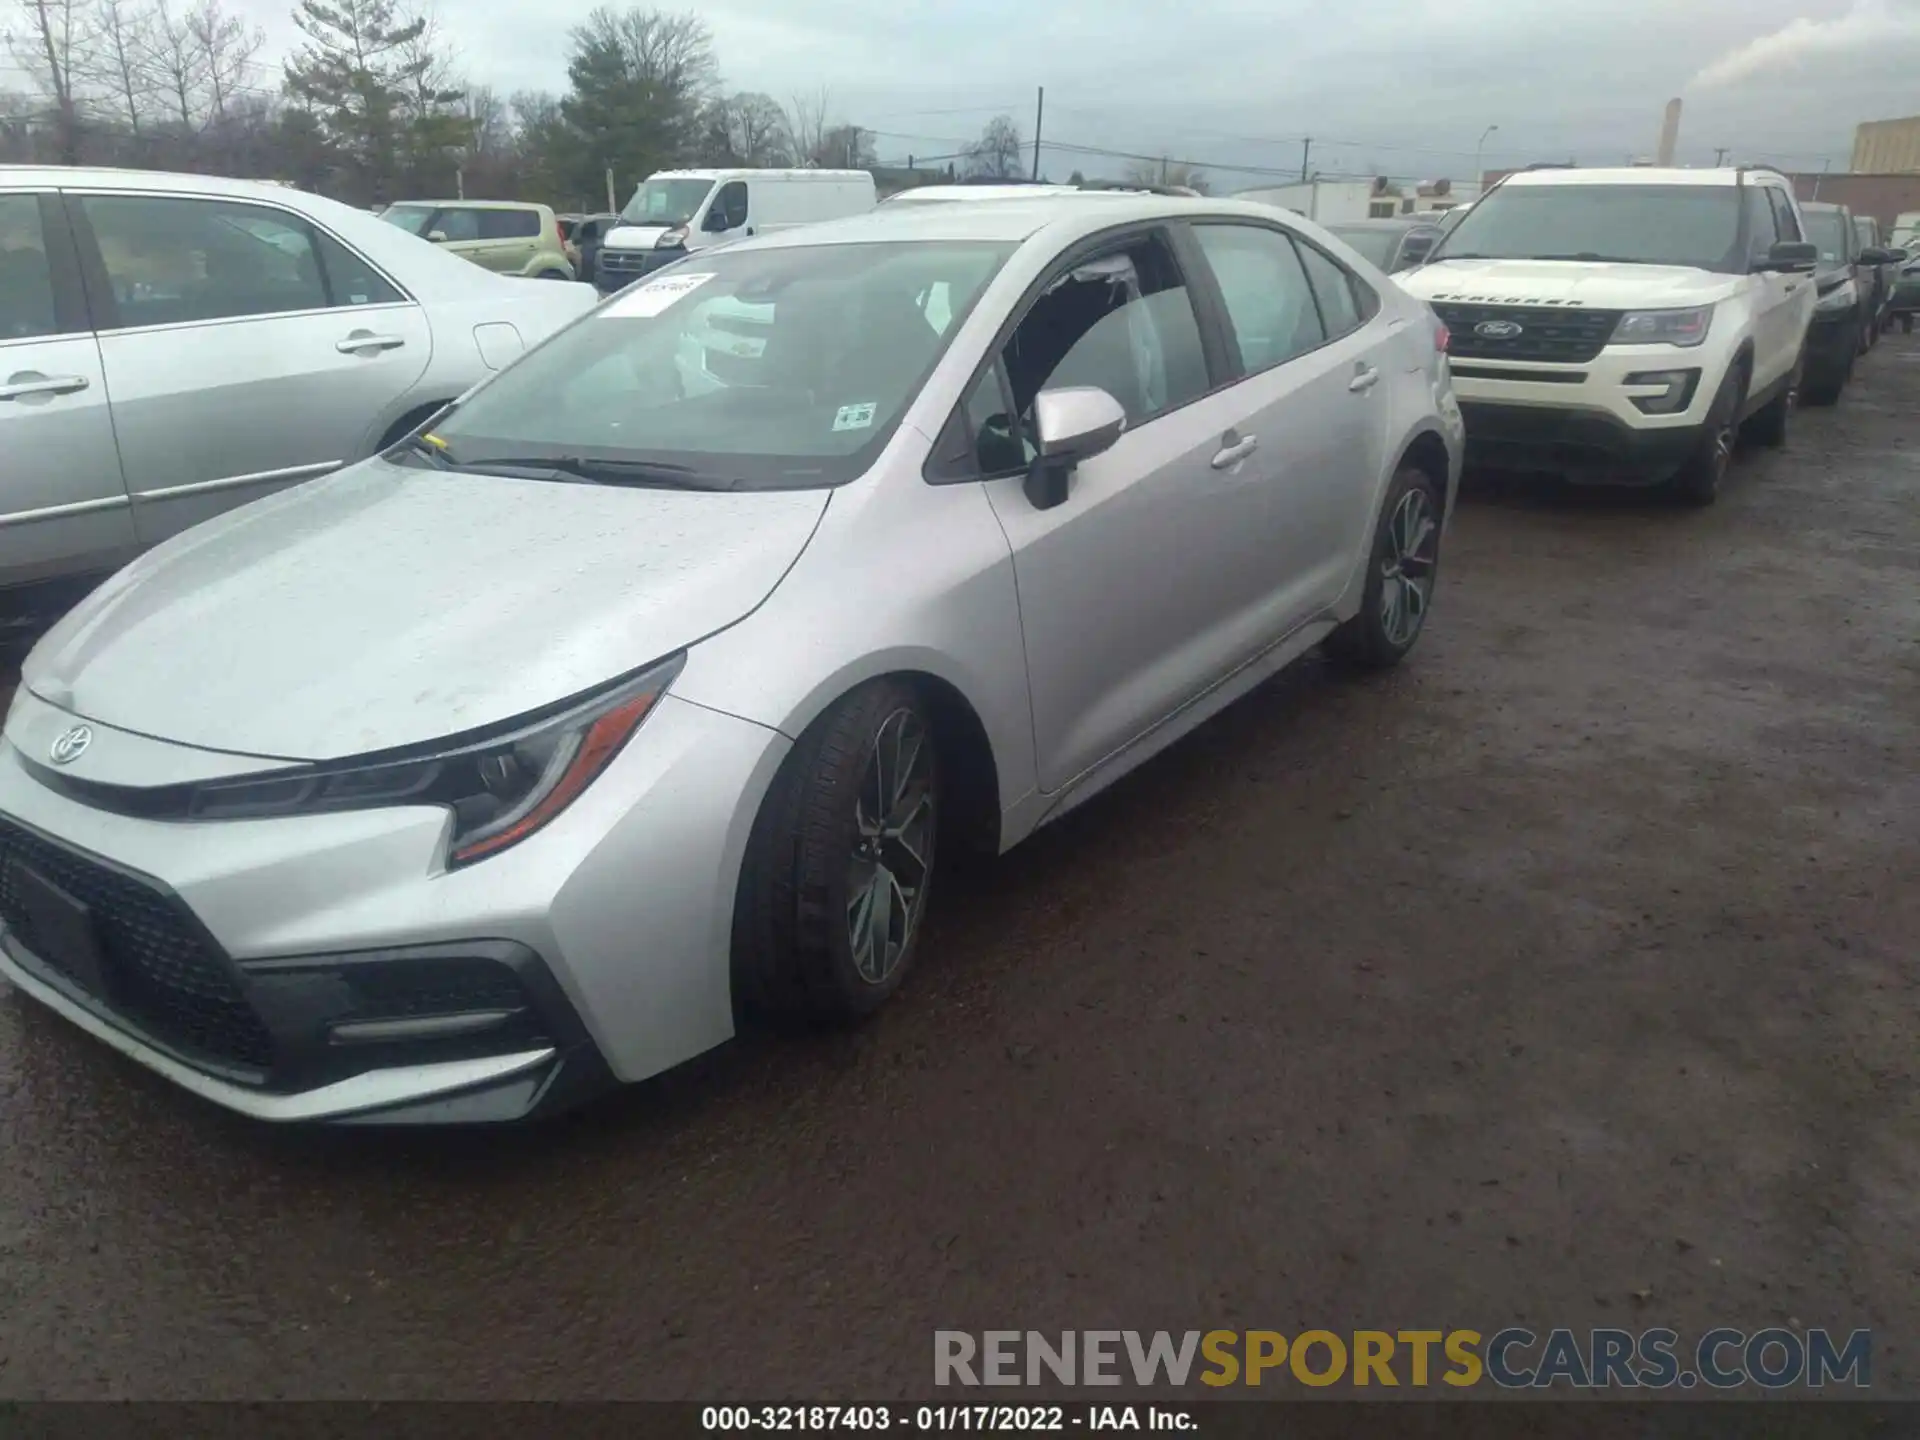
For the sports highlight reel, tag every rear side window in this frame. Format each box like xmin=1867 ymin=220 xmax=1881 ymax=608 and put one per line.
xmin=1190 ymin=223 xmax=1326 ymax=371
xmin=1296 ymin=241 xmax=1366 ymax=339
xmin=480 ymin=209 xmax=540 ymax=240
xmin=312 ymin=228 xmax=403 ymax=307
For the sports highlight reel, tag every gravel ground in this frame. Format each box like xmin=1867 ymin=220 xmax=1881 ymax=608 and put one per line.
xmin=0 ymin=338 xmax=1916 ymax=1401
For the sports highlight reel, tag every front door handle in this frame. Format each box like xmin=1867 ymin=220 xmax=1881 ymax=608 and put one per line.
xmin=337 ymin=332 xmax=406 ymax=355
xmin=0 ymin=372 xmax=90 ymax=401
xmin=1211 ymin=433 xmax=1259 ymax=469
xmin=1349 ymin=364 xmax=1381 ymax=393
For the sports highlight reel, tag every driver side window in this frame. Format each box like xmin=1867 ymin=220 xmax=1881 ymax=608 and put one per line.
xmin=927 ymin=229 xmax=1210 ymax=482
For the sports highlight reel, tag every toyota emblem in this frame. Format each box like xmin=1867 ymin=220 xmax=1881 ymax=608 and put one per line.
xmin=48 ymin=724 xmax=92 ymax=766
xmin=1475 ymin=319 xmax=1524 ymax=339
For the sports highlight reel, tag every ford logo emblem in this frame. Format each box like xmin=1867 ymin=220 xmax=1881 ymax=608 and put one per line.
xmin=1475 ymin=319 xmax=1524 ymax=339
xmin=49 ymin=724 xmax=92 ymax=766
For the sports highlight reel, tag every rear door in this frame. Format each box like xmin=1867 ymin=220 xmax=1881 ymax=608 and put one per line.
xmin=71 ymin=188 xmax=432 ymax=544
xmin=0 ymin=190 xmax=134 ymax=589
xmin=428 ymin=205 xmax=488 ymax=267
xmin=477 ymin=207 xmax=540 ymax=273
xmin=1184 ymin=218 xmax=1392 ymax=618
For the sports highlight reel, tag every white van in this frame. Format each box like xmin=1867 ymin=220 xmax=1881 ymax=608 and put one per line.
xmin=594 ymin=168 xmax=876 ymax=290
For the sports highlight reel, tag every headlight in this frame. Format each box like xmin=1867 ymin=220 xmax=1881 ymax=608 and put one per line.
xmin=1610 ymin=307 xmax=1713 ymax=348
xmin=658 ymin=226 xmax=688 ymax=249
xmin=1815 ymin=281 xmax=1858 ymax=313
xmin=187 ymin=654 xmax=684 ymax=867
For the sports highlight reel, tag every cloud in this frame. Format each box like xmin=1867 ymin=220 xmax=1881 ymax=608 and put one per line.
xmin=1690 ymin=0 xmax=1920 ymax=88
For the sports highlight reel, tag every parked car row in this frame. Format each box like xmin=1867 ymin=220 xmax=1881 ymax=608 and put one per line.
xmin=1 ymin=167 xmax=598 ymax=616
xmin=0 ymin=179 xmax=1464 ymax=1125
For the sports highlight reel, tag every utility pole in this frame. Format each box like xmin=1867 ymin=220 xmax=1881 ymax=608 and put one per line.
xmin=1713 ymin=146 xmax=1729 ymax=166
xmin=1300 ymin=136 xmax=1312 ymax=183
xmin=1032 ymin=86 xmax=1045 ymax=180
xmin=1160 ymin=155 xmax=1169 ymax=185
xmin=605 ymin=167 xmax=615 ymax=212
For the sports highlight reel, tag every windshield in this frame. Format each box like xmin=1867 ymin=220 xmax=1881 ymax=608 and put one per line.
xmin=621 ymin=178 xmax=716 ymax=227
xmin=379 ymin=204 xmax=436 ymax=236
xmin=1327 ymin=227 xmax=1399 ymax=270
xmin=1432 ymin=184 xmax=1741 ymax=271
xmin=1804 ymin=210 xmax=1850 ymax=265
xmin=421 ymin=240 xmax=1015 ymax=490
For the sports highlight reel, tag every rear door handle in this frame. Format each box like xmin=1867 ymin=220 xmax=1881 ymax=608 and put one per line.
xmin=337 ymin=332 xmax=406 ymax=354
xmin=1211 ymin=433 xmax=1259 ymax=469
xmin=1349 ymin=364 xmax=1381 ymax=393
xmin=0 ymin=372 xmax=90 ymax=401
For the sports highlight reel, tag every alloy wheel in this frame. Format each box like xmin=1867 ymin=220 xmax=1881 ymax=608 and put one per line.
xmin=846 ymin=708 xmax=935 ymax=985
xmin=1378 ymin=487 xmax=1439 ymax=649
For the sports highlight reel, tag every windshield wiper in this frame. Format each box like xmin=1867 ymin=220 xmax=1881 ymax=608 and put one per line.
xmin=447 ymin=455 xmax=732 ymax=490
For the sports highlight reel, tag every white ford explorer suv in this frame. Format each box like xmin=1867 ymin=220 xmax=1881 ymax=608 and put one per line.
xmin=1398 ymin=166 xmax=1818 ymax=504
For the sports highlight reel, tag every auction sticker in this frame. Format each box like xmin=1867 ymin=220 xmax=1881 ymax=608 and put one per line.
xmin=602 ymin=272 xmax=716 ymax=318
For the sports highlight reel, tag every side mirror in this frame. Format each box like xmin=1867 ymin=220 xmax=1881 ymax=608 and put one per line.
xmin=1758 ymin=240 xmax=1818 ymax=273
xmin=1888 ymin=248 xmax=1911 ymax=264
xmin=1025 ymin=386 xmax=1127 ymax=510
xmin=1860 ymin=246 xmax=1902 ymax=266
xmin=701 ymin=209 xmax=729 ymax=233
xmin=427 ymin=229 xmax=449 ymax=244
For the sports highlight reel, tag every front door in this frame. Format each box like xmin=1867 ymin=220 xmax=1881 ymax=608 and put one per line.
xmin=72 ymin=190 xmax=432 ymax=544
xmin=977 ymin=228 xmax=1291 ymax=792
xmin=0 ymin=191 xmax=134 ymax=590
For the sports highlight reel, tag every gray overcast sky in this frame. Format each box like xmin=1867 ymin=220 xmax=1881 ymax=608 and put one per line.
xmin=233 ymin=0 xmax=1920 ymax=181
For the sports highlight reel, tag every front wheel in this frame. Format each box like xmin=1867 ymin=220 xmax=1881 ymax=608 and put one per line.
xmin=1324 ymin=465 xmax=1444 ymax=672
xmin=1742 ymin=354 xmax=1798 ymax=449
xmin=733 ymin=679 xmax=940 ymax=1025
xmin=1669 ymin=362 xmax=1744 ymax=507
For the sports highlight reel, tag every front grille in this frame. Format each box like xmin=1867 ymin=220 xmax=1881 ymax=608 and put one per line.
xmin=0 ymin=817 xmax=275 ymax=1072
xmin=1433 ymin=303 xmax=1623 ymax=364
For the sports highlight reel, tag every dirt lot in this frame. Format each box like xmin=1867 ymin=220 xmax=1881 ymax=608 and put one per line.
xmin=0 ymin=339 xmax=1916 ymax=1401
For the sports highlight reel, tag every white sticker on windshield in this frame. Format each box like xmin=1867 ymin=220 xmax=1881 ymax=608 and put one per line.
xmin=833 ymin=403 xmax=877 ymax=432
xmin=601 ymin=272 xmax=716 ymax=319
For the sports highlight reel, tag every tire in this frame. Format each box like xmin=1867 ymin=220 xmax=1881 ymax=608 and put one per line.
xmin=733 ymin=679 xmax=940 ymax=1025
xmin=1803 ymin=349 xmax=1850 ymax=407
xmin=1741 ymin=352 xmax=1798 ymax=449
xmin=1669 ymin=361 xmax=1744 ymax=507
xmin=1324 ymin=464 xmax=1444 ymax=673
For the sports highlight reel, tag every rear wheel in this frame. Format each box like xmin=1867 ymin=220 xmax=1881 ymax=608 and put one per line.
xmin=733 ymin=680 xmax=940 ymax=1025
xmin=1324 ymin=465 xmax=1444 ymax=672
xmin=1803 ymin=348 xmax=1851 ymax=407
xmin=1670 ymin=361 xmax=1744 ymax=507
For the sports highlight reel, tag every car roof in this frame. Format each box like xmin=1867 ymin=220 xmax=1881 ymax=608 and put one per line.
xmin=1500 ymin=165 xmax=1791 ymax=189
xmin=1800 ymin=200 xmax=1844 ymax=215
xmin=731 ymin=194 xmax=1285 ymax=251
xmin=1322 ymin=217 xmax=1441 ymax=231
xmin=387 ymin=198 xmax=544 ymax=210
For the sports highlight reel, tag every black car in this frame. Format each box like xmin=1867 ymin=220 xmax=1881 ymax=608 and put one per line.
xmin=557 ymin=212 xmax=620 ymax=286
xmin=1322 ymin=217 xmax=1447 ymax=273
xmin=1798 ymin=202 xmax=1904 ymax=405
xmin=1850 ymin=214 xmax=1907 ymax=345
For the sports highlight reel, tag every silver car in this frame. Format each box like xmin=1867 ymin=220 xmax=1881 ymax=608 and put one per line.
xmin=0 ymin=166 xmax=598 ymax=600
xmin=0 ymin=195 xmax=1464 ymax=1124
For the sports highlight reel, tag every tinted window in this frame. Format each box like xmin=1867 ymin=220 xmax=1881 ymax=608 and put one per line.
xmin=426 ymin=240 xmax=1013 ymax=490
xmin=479 ymin=208 xmax=540 ymax=240
xmin=1326 ymin=226 xmax=1399 ymax=270
xmin=716 ymin=181 xmax=748 ymax=229
xmin=1004 ymin=239 xmax=1209 ymax=426
xmin=83 ymin=195 xmax=329 ymax=328
xmin=1803 ymin=209 xmax=1851 ymax=266
xmin=1191 ymin=224 xmax=1325 ymax=371
xmin=1297 ymin=241 xmax=1364 ymax=338
xmin=956 ymin=363 xmax=1029 ymax=475
xmin=1436 ymin=183 xmax=1742 ymax=270
xmin=313 ymin=228 xmax=403 ymax=306
xmin=1767 ymin=189 xmax=1802 ymax=242
xmin=1743 ymin=187 xmax=1779 ymax=264
xmin=431 ymin=208 xmax=482 ymax=242
xmin=0 ymin=194 xmax=58 ymax=341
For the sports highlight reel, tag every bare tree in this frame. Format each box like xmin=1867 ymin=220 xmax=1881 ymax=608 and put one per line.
xmin=964 ymin=113 xmax=1022 ymax=179
xmin=184 ymin=0 xmax=262 ymax=124
xmin=9 ymin=0 xmax=94 ymax=161
xmin=85 ymin=0 xmax=154 ymax=137
xmin=785 ymin=84 xmax=828 ymax=166
xmin=724 ymin=90 xmax=787 ymax=166
xmin=149 ymin=0 xmax=205 ymax=128
xmin=1122 ymin=158 xmax=1209 ymax=193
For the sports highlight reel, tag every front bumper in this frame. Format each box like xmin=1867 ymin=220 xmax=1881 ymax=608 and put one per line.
xmin=1445 ymin=340 xmax=1723 ymax=483
xmin=594 ymin=246 xmax=687 ymax=291
xmin=0 ymin=690 xmax=790 ymax=1123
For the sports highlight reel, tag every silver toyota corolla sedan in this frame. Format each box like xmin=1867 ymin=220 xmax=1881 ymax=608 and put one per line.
xmin=0 ymin=195 xmax=1464 ymax=1124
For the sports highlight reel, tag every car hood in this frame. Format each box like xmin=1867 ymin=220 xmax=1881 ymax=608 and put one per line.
xmin=23 ymin=461 xmax=828 ymax=762
xmin=603 ymin=224 xmax=676 ymax=251
xmin=1402 ymin=258 xmax=1737 ymax=310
